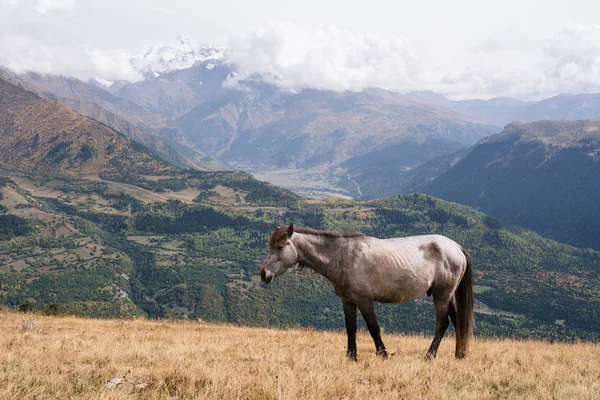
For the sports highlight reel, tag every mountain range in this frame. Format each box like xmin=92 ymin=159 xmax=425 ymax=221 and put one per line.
xmin=5 ymin=37 xmax=600 ymax=200
xmin=1 ymin=53 xmax=498 ymax=198
xmin=406 ymin=90 xmax=600 ymax=128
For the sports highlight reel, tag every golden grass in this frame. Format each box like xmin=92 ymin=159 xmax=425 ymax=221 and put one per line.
xmin=1 ymin=312 xmax=599 ymax=399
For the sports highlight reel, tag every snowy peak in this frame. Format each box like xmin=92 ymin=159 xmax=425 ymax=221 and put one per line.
xmin=131 ymin=35 xmax=228 ymax=77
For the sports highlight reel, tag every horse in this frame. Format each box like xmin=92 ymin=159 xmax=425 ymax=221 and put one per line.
xmin=260 ymin=223 xmax=473 ymax=360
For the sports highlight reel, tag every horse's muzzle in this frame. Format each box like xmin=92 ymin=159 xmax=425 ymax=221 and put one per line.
xmin=260 ymin=270 xmax=273 ymax=284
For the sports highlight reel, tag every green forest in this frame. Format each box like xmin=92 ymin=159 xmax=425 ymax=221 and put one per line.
xmin=1 ymin=172 xmax=599 ymax=342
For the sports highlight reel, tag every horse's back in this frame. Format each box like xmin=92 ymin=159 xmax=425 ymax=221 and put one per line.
xmin=361 ymin=234 xmax=465 ymax=303
xmin=382 ymin=234 xmax=463 ymax=259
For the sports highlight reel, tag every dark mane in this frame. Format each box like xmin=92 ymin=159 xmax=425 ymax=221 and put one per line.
xmin=268 ymin=226 xmax=364 ymax=249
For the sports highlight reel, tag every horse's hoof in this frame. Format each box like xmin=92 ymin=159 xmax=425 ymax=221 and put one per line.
xmin=425 ymin=352 xmax=435 ymax=361
xmin=346 ymin=352 xmax=358 ymax=361
xmin=376 ymin=349 xmax=388 ymax=358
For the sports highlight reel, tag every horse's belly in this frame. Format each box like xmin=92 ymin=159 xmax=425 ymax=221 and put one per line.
xmin=371 ymin=271 xmax=432 ymax=304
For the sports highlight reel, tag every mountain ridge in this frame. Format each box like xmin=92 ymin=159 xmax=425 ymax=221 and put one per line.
xmin=406 ymin=90 xmax=600 ymax=127
xmin=0 ymin=77 xmax=175 ymax=176
xmin=0 ymin=68 xmax=224 ymax=171
xmin=424 ymin=119 xmax=600 ymax=250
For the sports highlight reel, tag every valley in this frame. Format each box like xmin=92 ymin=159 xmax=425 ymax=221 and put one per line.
xmin=1 ymin=63 xmax=499 ymax=200
xmin=251 ymin=167 xmax=353 ymax=200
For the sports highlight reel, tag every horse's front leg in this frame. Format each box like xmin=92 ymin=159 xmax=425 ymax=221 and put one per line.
xmin=342 ymin=300 xmax=358 ymax=361
xmin=357 ymin=301 xmax=388 ymax=358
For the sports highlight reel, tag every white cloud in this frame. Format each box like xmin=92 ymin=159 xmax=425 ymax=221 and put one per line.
xmin=540 ymin=23 xmax=600 ymax=94
xmin=432 ymin=24 xmax=600 ymax=100
xmin=225 ymin=21 xmax=600 ymax=100
xmin=2 ymin=2 xmax=600 ymax=101
xmin=222 ymin=21 xmax=542 ymax=99
xmin=0 ymin=34 xmax=142 ymax=82
xmin=0 ymin=0 xmax=141 ymax=82
xmin=35 ymin=0 xmax=76 ymax=13
xmin=225 ymin=21 xmax=424 ymax=92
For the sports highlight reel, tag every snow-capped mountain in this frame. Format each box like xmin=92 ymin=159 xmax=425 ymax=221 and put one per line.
xmin=130 ymin=35 xmax=228 ymax=77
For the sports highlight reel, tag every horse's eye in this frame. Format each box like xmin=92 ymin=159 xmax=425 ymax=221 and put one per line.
xmin=277 ymin=245 xmax=283 ymax=250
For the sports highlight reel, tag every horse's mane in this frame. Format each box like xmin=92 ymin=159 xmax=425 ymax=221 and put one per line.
xmin=268 ymin=226 xmax=364 ymax=249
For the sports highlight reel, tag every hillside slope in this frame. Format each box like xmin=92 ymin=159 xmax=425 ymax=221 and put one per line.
xmin=176 ymin=86 xmax=494 ymax=167
xmin=0 ymin=69 xmax=224 ymax=171
xmin=0 ymin=77 xmax=175 ymax=176
xmin=2 ymin=165 xmax=599 ymax=340
xmin=425 ymin=120 xmax=600 ymax=250
xmin=1 ymin=312 xmax=599 ymax=399
xmin=111 ymin=60 xmax=232 ymax=119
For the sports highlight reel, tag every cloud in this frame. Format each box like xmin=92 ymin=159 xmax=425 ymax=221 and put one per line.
xmin=225 ymin=21 xmax=425 ymax=93
xmin=2 ymin=5 xmax=600 ymax=101
xmin=222 ymin=21 xmax=542 ymax=99
xmin=0 ymin=0 xmax=141 ymax=82
xmin=222 ymin=21 xmax=545 ymax=100
xmin=225 ymin=21 xmax=600 ymax=100
xmin=540 ymin=23 xmax=600 ymax=94
xmin=35 ymin=0 xmax=76 ymax=13
xmin=0 ymin=34 xmax=142 ymax=82
xmin=437 ymin=24 xmax=600 ymax=100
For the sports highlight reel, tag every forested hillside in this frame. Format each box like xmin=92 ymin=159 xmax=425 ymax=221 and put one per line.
xmin=1 ymin=171 xmax=598 ymax=341
xmin=425 ymin=120 xmax=600 ymax=250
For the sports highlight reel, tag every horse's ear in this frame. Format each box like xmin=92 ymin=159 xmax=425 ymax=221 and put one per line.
xmin=288 ymin=223 xmax=294 ymax=237
xmin=273 ymin=221 xmax=279 ymax=230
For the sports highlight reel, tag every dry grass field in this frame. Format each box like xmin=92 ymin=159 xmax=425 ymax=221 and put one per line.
xmin=1 ymin=312 xmax=599 ymax=400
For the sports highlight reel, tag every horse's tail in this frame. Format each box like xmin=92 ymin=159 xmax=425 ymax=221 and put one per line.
xmin=455 ymin=248 xmax=474 ymax=358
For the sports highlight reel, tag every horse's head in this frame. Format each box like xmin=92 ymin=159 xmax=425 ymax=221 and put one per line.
xmin=261 ymin=223 xmax=298 ymax=284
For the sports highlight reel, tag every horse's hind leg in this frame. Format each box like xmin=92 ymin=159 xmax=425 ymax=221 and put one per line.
xmin=357 ymin=301 xmax=388 ymax=358
xmin=448 ymin=297 xmax=458 ymax=330
xmin=342 ymin=300 xmax=358 ymax=361
xmin=425 ymin=294 xmax=451 ymax=360
xmin=447 ymin=297 xmax=461 ymax=357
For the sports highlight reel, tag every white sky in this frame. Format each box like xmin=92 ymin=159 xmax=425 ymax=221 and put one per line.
xmin=1 ymin=0 xmax=600 ymax=99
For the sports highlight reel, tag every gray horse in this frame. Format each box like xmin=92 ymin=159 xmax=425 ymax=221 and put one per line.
xmin=260 ymin=224 xmax=473 ymax=360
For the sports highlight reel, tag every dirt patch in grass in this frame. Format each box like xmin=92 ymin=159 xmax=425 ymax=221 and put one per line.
xmin=0 ymin=187 xmax=30 ymax=210
xmin=127 ymin=236 xmax=165 ymax=245
xmin=84 ymin=177 xmax=201 ymax=204
xmin=208 ymin=185 xmax=247 ymax=205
